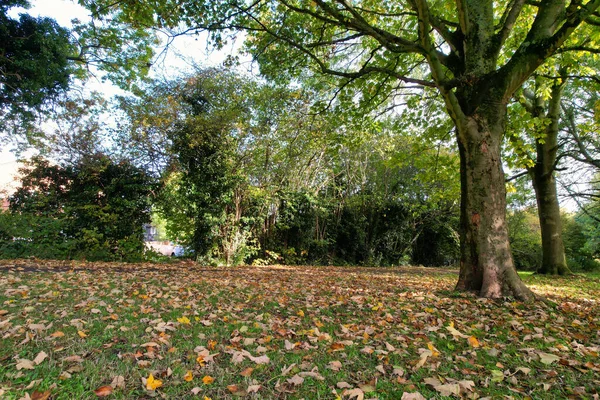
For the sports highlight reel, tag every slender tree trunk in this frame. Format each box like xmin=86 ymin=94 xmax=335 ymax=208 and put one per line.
xmin=529 ymin=81 xmax=571 ymax=275
xmin=531 ymin=168 xmax=569 ymax=274
xmin=454 ymin=103 xmax=535 ymax=300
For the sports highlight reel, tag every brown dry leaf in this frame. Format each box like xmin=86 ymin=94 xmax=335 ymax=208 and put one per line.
xmin=343 ymin=388 xmax=365 ymax=400
xmin=538 ymin=352 xmax=560 ymax=365
xmin=434 ymin=383 xmax=461 ymax=397
xmin=110 ymin=376 xmax=125 ymax=389
xmin=401 ymin=393 xmax=426 ymax=400
xmin=33 ymin=351 xmax=48 ymax=365
xmin=247 ymin=385 xmax=261 ymax=393
xmin=30 ymin=391 xmax=51 ymax=400
xmin=239 ymin=367 xmax=254 ymax=377
xmin=227 ymin=384 xmax=239 ymax=393
xmin=336 ymin=382 xmax=352 ymax=389
xmin=16 ymin=359 xmax=35 ymax=370
xmin=328 ymin=360 xmax=342 ymax=371
xmin=93 ymin=386 xmax=113 ymax=397
xmin=191 ymin=387 xmax=202 ymax=395
xmin=63 ymin=355 xmax=84 ymax=363
xmin=330 ymin=342 xmax=345 ymax=351
xmin=287 ymin=374 xmax=304 ymax=385
xmin=0 ymin=310 xmax=8 ymax=316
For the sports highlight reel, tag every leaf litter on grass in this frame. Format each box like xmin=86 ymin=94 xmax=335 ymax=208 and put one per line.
xmin=0 ymin=259 xmax=599 ymax=399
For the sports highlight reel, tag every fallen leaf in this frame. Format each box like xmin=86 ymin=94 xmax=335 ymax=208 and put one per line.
xmin=110 ymin=376 xmax=125 ymax=389
xmin=247 ymin=384 xmax=261 ymax=393
xmin=328 ymin=360 xmax=342 ymax=371
xmin=468 ymin=336 xmax=480 ymax=348
xmin=33 ymin=351 xmax=48 ymax=365
xmin=30 ymin=391 xmax=51 ymax=400
xmin=50 ymin=331 xmax=65 ymax=338
xmin=184 ymin=370 xmax=193 ymax=382
xmin=240 ymin=367 xmax=254 ymax=377
xmin=146 ymin=374 xmax=163 ymax=390
xmin=77 ymin=330 xmax=87 ymax=338
xmin=227 ymin=384 xmax=241 ymax=394
xmin=16 ymin=359 xmax=35 ymax=370
xmin=401 ymin=392 xmax=426 ymax=400
xmin=434 ymin=383 xmax=461 ymax=397
xmin=491 ymin=369 xmax=504 ymax=382
xmin=343 ymin=387 xmax=365 ymax=400
xmin=63 ymin=355 xmax=84 ymax=363
xmin=191 ymin=387 xmax=202 ymax=395
xmin=336 ymin=382 xmax=352 ymax=389
xmin=93 ymin=386 xmax=113 ymax=397
xmin=287 ymin=374 xmax=304 ymax=385
xmin=539 ymin=352 xmax=560 ymax=365
xmin=202 ymin=375 xmax=214 ymax=385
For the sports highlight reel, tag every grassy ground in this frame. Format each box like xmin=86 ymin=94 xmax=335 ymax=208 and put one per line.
xmin=0 ymin=260 xmax=598 ymax=399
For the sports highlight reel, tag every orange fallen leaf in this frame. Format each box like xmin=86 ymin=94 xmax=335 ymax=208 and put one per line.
xmin=183 ymin=370 xmax=193 ymax=382
xmin=146 ymin=374 xmax=163 ymax=390
xmin=468 ymin=336 xmax=480 ymax=348
xmin=31 ymin=391 xmax=51 ymax=400
xmin=202 ymin=375 xmax=214 ymax=385
xmin=50 ymin=331 xmax=65 ymax=338
xmin=196 ymin=355 xmax=205 ymax=366
xmin=94 ymin=385 xmax=114 ymax=397
xmin=240 ymin=367 xmax=254 ymax=377
xmin=227 ymin=384 xmax=241 ymax=393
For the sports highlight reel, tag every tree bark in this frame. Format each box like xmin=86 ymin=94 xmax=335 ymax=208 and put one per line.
xmin=531 ymin=167 xmax=570 ymax=275
xmin=454 ymin=101 xmax=535 ymax=300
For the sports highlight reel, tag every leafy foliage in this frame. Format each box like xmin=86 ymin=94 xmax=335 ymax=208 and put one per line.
xmin=0 ymin=1 xmax=74 ymax=131
xmin=1 ymin=155 xmax=155 ymax=261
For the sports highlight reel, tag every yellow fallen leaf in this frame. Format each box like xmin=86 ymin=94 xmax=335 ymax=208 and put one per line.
xmin=183 ymin=370 xmax=193 ymax=382
xmin=202 ymin=375 xmax=214 ymax=385
xmin=146 ymin=374 xmax=163 ymax=390
xmin=177 ymin=316 xmax=191 ymax=325
xmin=196 ymin=355 xmax=205 ymax=366
xmin=297 ymin=310 xmax=305 ymax=317
xmin=468 ymin=336 xmax=480 ymax=348
xmin=78 ymin=330 xmax=87 ymax=338
xmin=427 ymin=342 xmax=440 ymax=357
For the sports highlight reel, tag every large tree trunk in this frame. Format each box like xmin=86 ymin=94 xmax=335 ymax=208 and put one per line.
xmin=454 ymin=103 xmax=535 ymax=301
xmin=529 ymin=81 xmax=571 ymax=275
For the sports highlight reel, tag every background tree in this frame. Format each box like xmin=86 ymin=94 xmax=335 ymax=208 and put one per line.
xmin=0 ymin=0 xmax=75 ymax=134
xmin=1 ymin=154 xmax=155 ymax=261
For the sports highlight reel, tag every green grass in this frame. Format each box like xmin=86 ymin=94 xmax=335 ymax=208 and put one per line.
xmin=0 ymin=260 xmax=599 ymax=399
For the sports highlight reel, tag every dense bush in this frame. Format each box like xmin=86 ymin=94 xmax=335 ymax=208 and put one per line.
xmin=0 ymin=155 xmax=155 ymax=261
